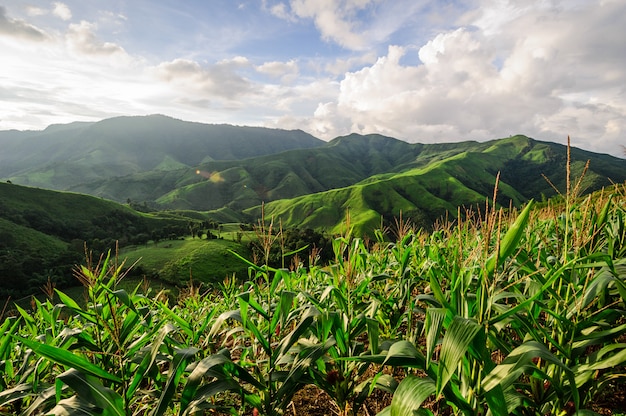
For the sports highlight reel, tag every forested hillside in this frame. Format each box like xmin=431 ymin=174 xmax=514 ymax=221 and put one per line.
xmin=0 ymin=115 xmax=324 ymax=190
xmin=0 ymin=182 xmax=191 ymax=298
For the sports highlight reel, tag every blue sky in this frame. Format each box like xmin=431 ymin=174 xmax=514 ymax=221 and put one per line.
xmin=1 ymin=0 xmax=625 ymax=157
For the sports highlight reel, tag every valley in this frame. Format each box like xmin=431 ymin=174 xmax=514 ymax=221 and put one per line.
xmin=1 ymin=116 xmax=626 ymax=414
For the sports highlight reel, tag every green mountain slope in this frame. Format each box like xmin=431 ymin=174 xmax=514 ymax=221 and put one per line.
xmin=2 ymin=116 xmax=624 ymax=238
xmin=0 ymin=182 xmax=193 ymax=298
xmin=35 ymin=133 xmax=626 ymax=231
xmin=68 ymin=133 xmax=477 ymax=210
xmin=246 ymin=135 xmax=625 ymax=235
xmin=1 ymin=115 xmax=324 ymax=190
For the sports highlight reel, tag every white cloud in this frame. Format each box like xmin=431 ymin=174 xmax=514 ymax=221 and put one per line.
xmin=53 ymin=2 xmax=72 ymax=21
xmin=324 ymin=51 xmax=377 ymax=76
xmin=0 ymin=6 xmax=48 ymax=41
xmin=1 ymin=0 xmax=625 ymax=158
xmin=286 ymin=0 xmax=376 ymax=50
xmin=269 ymin=2 xmax=295 ymax=21
xmin=256 ymin=59 xmax=299 ymax=83
xmin=154 ymin=57 xmax=253 ymax=100
xmin=26 ymin=7 xmax=47 ymax=17
xmin=285 ymin=0 xmax=626 ymax=156
xmin=66 ymin=21 xmax=128 ymax=58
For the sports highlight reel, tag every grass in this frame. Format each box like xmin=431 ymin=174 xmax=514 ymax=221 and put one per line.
xmin=119 ymin=236 xmax=252 ymax=285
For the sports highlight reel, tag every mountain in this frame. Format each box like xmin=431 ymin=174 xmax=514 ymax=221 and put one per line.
xmin=0 ymin=182 xmax=192 ymax=298
xmin=2 ymin=115 xmax=624 ymax=236
xmin=245 ymin=135 xmax=626 ymax=235
xmin=69 ymin=134 xmax=625 ymax=218
xmin=0 ymin=114 xmax=324 ymax=190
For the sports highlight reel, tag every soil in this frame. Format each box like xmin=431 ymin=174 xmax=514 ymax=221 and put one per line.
xmin=284 ymin=384 xmax=393 ymax=416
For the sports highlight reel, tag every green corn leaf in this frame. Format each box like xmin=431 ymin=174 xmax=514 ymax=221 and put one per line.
xmin=151 ymin=347 xmax=199 ymax=416
xmin=436 ymin=316 xmax=482 ymax=396
xmin=482 ymin=340 xmax=579 ymax=408
xmin=572 ymin=323 xmax=626 ymax=353
xmin=238 ymin=291 xmax=270 ymax=321
xmin=57 ymin=369 xmax=125 ymax=416
xmin=12 ymin=335 xmax=122 ymax=383
xmin=270 ymin=290 xmax=296 ymax=335
xmin=158 ymin=302 xmax=194 ymax=337
xmin=15 ymin=304 xmax=37 ymax=335
xmin=595 ymin=195 xmax=612 ymax=229
xmin=489 ymin=259 xmax=576 ymax=325
xmin=47 ymin=395 xmax=98 ymax=415
xmin=484 ymin=383 xmax=508 ymax=416
xmin=0 ymin=383 xmax=33 ymax=409
xmin=273 ymin=306 xmax=319 ymax=363
xmin=109 ymin=288 xmax=136 ymax=312
xmin=228 ymin=248 xmax=265 ymax=272
xmin=118 ymin=310 xmax=140 ymax=345
xmin=185 ymin=305 xmax=219 ymax=345
xmin=424 ymin=308 xmax=446 ymax=370
xmin=126 ymin=322 xmax=174 ymax=399
xmin=208 ymin=309 xmax=242 ymax=339
xmin=367 ymin=317 xmax=380 ymax=354
xmin=381 ymin=340 xmax=426 ymax=368
xmin=21 ymin=385 xmax=57 ymax=416
xmin=389 ymin=375 xmax=436 ymax=416
xmin=486 ymin=200 xmax=534 ymax=276
xmin=428 ymin=270 xmax=449 ymax=310
xmin=181 ymin=353 xmax=233 ymax=410
xmin=55 ymin=289 xmax=98 ymax=323
xmin=182 ymin=379 xmax=244 ymax=415
xmin=0 ymin=316 xmax=21 ymax=361
xmin=270 ymin=268 xmax=286 ymax=296
xmin=574 ymin=343 xmax=626 ymax=375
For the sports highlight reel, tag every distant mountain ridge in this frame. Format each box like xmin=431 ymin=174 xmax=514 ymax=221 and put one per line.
xmin=256 ymin=134 xmax=625 ymax=235
xmin=0 ymin=114 xmax=324 ymax=190
xmin=2 ymin=115 xmax=625 ymax=236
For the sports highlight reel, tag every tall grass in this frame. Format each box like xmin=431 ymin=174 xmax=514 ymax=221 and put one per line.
xmin=1 ymin=180 xmax=625 ymax=415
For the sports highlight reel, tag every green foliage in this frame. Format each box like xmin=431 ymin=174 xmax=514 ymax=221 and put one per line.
xmin=1 ymin=183 xmax=626 ymax=415
xmin=0 ymin=182 xmax=195 ymax=297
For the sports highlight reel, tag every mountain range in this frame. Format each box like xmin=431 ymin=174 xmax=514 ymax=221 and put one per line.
xmin=2 ymin=115 xmax=625 ymax=236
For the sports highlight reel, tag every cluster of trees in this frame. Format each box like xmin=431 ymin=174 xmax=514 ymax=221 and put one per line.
xmin=186 ymin=220 xmax=222 ymax=240
xmin=0 ymin=205 xmax=192 ymax=299
xmin=0 ymin=245 xmax=81 ymax=300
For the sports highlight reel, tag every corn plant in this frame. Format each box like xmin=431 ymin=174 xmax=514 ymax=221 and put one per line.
xmin=203 ymin=257 xmax=316 ymax=415
xmin=1 ymin=252 xmax=188 ymax=415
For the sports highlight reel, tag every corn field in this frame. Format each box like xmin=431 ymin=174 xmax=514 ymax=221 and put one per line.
xmin=1 ymin=182 xmax=625 ymax=415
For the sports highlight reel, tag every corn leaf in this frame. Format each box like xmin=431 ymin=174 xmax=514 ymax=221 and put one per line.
xmin=424 ymin=308 xmax=446 ymax=370
xmin=151 ymin=347 xmax=199 ymax=416
xmin=57 ymin=369 xmax=125 ymax=416
xmin=13 ymin=335 xmax=122 ymax=383
xmin=482 ymin=340 xmax=579 ymax=408
xmin=436 ymin=316 xmax=481 ymax=396
xmin=486 ymin=200 xmax=534 ymax=276
xmin=389 ymin=375 xmax=436 ymax=416
xmin=126 ymin=322 xmax=173 ymax=400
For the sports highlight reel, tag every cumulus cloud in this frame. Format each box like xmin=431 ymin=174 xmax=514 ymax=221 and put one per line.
xmin=155 ymin=57 xmax=253 ymax=100
xmin=269 ymin=2 xmax=295 ymax=21
xmin=274 ymin=0 xmax=376 ymax=50
xmin=285 ymin=0 xmax=626 ymax=156
xmin=270 ymin=0 xmax=430 ymax=51
xmin=66 ymin=21 xmax=127 ymax=56
xmin=0 ymin=6 xmax=48 ymax=41
xmin=256 ymin=59 xmax=299 ymax=83
xmin=53 ymin=2 xmax=72 ymax=21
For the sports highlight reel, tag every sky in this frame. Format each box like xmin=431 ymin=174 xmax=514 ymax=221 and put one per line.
xmin=1 ymin=0 xmax=625 ymax=157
